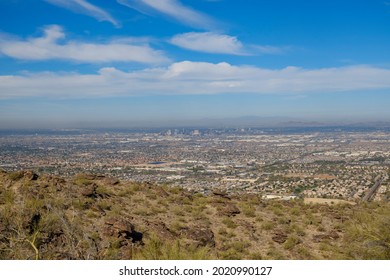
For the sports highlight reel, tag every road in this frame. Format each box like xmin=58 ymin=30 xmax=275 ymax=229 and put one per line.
xmin=362 ymin=177 xmax=384 ymax=202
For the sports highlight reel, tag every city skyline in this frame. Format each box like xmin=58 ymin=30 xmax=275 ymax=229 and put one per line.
xmin=1 ymin=0 xmax=390 ymax=128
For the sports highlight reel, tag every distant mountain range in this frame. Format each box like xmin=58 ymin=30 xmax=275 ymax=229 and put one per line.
xmin=1 ymin=116 xmax=390 ymax=130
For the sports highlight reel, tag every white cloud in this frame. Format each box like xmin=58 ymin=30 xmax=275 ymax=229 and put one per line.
xmin=1 ymin=61 xmax=390 ymax=99
xmin=0 ymin=25 xmax=169 ymax=64
xmin=251 ymin=45 xmax=290 ymax=55
xmin=170 ymin=32 xmax=289 ymax=55
xmin=170 ymin=32 xmax=246 ymax=55
xmin=44 ymin=0 xmax=120 ymax=27
xmin=117 ymin=0 xmax=217 ymax=30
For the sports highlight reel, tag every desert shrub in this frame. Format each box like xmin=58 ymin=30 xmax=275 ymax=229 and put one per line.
xmin=230 ymin=240 xmax=250 ymax=253
xmin=71 ymin=198 xmax=89 ymax=210
xmin=332 ymin=222 xmax=344 ymax=232
xmin=145 ymin=192 xmax=157 ymax=200
xmin=172 ymin=206 xmax=185 ymax=216
xmin=134 ymin=235 xmax=211 ymax=260
xmin=261 ymin=221 xmax=276 ymax=231
xmin=169 ymin=220 xmax=187 ymax=234
xmin=317 ymin=224 xmax=326 ymax=232
xmin=290 ymin=206 xmax=301 ymax=216
xmin=96 ymin=185 xmax=114 ymax=197
xmin=181 ymin=197 xmax=192 ymax=205
xmin=133 ymin=206 xmax=153 ymax=216
xmin=117 ymin=187 xmax=133 ymax=197
xmin=265 ymin=247 xmax=285 ymax=260
xmin=303 ymin=213 xmax=321 ymax=226
xmin=73 ymin=178 xmax=93 ymax=186
xmin=222 ymin=218 xmax=237 ymax=229
xmin=225 ymin=230 xmax=236 ymax=238
xmin=248 ymin=252 xmax=263 ymax=259
xmin=50 ymin=196 xmax=70 ymax=210
xmin=219 ymin=248 xmax=243 ymax=260
xmin=318 ymin=241 xmax=332 ymax=252
xmin=149 ymin=205 xmax=166 ymax=214
xmin=86 ymin=210 xmax=100 ymax=218
xmin=8 ymin=171 xmax=24 ymax=181
xmin=168 ymin=186 xmax=182 ymax=195
xmin=290 ymin=224 xmax=306 ymax=236
xmin=182 ymin=205 xmax=192 ymax=213
xmin=191 ymin=205 xmax=206 ymax=217
xmin=241 ymin=204 xmax=256 ymax=217
xmin=0 ymin=204 xmax=14 ymax=227
xmin=96 ymin=200 xmax=112 ymax=211
xmin=296 ymin=245 xmax=314 ymax=259
xmin=24 ymin=198 xmax=45 ymax=212
xmin=129 ymin=183 xmax=141 ymax=193
xmin=156 ymin=198 xmax=169 ymax=207
xmin=103 ymin=238 xmax=121 ymax=260
xmin=248 ymin=195 xmax=262 ymax=205
xmin=178 ymin=216 xmax=188 ymax=223
xmin=277 ymin=216 xmax=291 ymax=225
xmin=131 ymin=196 xmax=143 ymax=203
xmin=0 ymin=189 xmax=15 ymax=205
xmin=218 ymin=228 xmax=228 ymax=236
xmin=343 ymin=207 xmax=390 ymax=259
xmin=283 ymin=235 xmax=300 ymax=250
xmin=109 ymin=204 xmax=122 ymax=216
xmin=271 ymin=207 xmax=284 ymax=217
xmin=255 ymin=216 xmax=264 ymax=222
xmin=39 ymin=212 xmax=63 ymax=234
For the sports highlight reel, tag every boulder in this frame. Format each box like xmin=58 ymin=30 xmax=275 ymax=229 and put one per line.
xmin=183 ymin=227 xmax=215 ymax=247
xmin=81 ymin=184 xmax=98 ymax=198
xmin=272 ymin=231 xmax=288 ymax=244
xmin=221 ymin=203 xmax=240 ymax=217
xmin=142 ymin=219 xmax=176 ymax=240
xmin=104 ymin=177 xmax=120 ymax=186
xmin=313 ymin=231 xmax=340 ymax=243
xmin=24 ymin=171 xmax=39 ymax=181
xmin=103 ymin=218 xmax=143 ymax=244
xmin=212 ymin=189 xmax=230 ymax=199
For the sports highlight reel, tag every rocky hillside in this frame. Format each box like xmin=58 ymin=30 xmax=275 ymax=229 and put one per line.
xmin=0 ymin=170 xmax=389 ymax=260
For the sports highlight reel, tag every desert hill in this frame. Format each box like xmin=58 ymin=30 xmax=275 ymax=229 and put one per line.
xmin=0 ymin=170 xmax=389 ymax=260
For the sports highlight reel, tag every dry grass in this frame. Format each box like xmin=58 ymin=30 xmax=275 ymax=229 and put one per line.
xmin=0 ymin=170 xmax=389 ymax=260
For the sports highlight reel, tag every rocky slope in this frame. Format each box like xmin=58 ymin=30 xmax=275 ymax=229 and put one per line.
xmin=0 ymin=170 xmax=389 ymax=260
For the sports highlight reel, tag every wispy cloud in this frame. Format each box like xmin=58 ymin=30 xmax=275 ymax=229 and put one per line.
xmin=170 ymin=32 xmax=246 ymax=55
xmin=0 ymin=25 xmax=169 ymax=64
xmin=170 ymin=32 xmax=289 ymax=55
xmin=44 ymin=0 xmax=120 ymax=27
xmin=251 ymin=45 xmax=290 ymax=55
xmin=117 ymin=0 xmax=217 ymax=30
xmin=1 ymin=62 xmax=390 ymax=99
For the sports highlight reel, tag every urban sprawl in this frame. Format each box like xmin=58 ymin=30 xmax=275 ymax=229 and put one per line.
xmin=0 ymin=127 xmax=389 ymax=202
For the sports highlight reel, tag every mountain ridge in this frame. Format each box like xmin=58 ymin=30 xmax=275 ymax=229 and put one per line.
xmin=0 ymin=170 xmax=389 ymax=260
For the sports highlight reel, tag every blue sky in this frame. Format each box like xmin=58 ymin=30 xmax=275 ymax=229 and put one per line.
xmin=0 ymin=0 xmax=390 ymax=128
